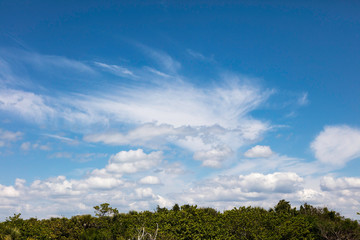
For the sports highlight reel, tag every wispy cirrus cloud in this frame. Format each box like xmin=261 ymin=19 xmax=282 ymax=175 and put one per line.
xmin=298 ymin=92 xmax=309 ymax=106
xmin=0 ymin=47 xmax=273 ymax=167
xmin=94 ymin=61 xmax=137 ymax=78
xmin=187 ymin=49 xmax=215 ymax=63
xmin=0 ymin=88 xmax=56 ymax=123
xmin=73 ymin=79 xmax=271 ymax=129
xmin=0 ymin=48 xmax=94 ymax=74
xmin=137 ymin=44 xmax=181 ymax=73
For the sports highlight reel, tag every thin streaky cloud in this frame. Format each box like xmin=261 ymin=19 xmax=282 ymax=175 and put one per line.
xmin=0 ymin=48 xmax=95 ymax=74
xmin=187 ymin=49 xmax=215 ymax=62
xmin=42 ymin=134 xmax=77 ymax=143
xmin=144 ymin=66 xmax=172 ymax=78
xmin=298 ymin=92 xmax=309 ymax=106
xmin=94 ymin=61 xmax=137 ymax=78
xmin=137 ymin=44 xmax=181 ymax=73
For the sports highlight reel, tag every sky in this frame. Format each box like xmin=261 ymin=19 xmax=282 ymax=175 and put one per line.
xmin=0 ymin=0 xmax=360 ymax=219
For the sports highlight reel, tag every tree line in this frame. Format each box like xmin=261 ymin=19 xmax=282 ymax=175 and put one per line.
xmin=1 ymin=200 xmax=360 ymax=239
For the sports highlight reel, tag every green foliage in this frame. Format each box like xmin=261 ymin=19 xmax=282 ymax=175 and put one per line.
xmin=94 ymin=203 xmax=119 ymax=217
xmin=1 ymin=200 xmax=359 ymax=239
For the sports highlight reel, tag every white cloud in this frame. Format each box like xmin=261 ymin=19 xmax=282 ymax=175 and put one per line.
xmin=139 ymin=45 xmax=181 ymax=73
xmin=0 ymin=129 xmax=22 ymax=141
xmin=311 ymin=125 xmax=360 ymax=166
xmin=21 ymin=142 xmax=51 ymax=151
xmin=139 ymin=176 xmax=161 ymax=185
xmin=0 ymin=149 xmax=167 ymax=218
xmin=244 ymin=145 xmax=273 ymax=158
xmin=177 ymin=172 xmax=304 ymax=207
xmin=94 ymin=62 xmax=136 ymax=78
xmin=4 ymin=49 xmax=94 ymax=74
xmin=105 ymin=149 xmax=162 ymax=174
xmin=2 ymin=165 xmax=360 ymax=220
xmin=313 ymin=176 xmax=360 ymax=218
xmin=20 ymin=142 xmax=31 ymax=150
xmin=42 ymin=134 xmax=78 ymax=144
xmin=23 ymin=149 xmax=162 ymax=198
xmin=0 ymin=58 xmax=19 ymax=87
xmin=79 ymin=176 xmax=123 ymax=190
xmin=193 ymin=147 xmax=233 ymax=168
xmin=320 ymin=176 xmax=360 ymax=191
xmin=0 ymin=74 xmax=269 ymax=139
xmin=84 ymin=117 xmax=268 ymax=168
xmin=30 ymin=176 xmax=81 ymax=197
xmin=298 ymin=92 xmax=309 ymax=106
xmin=1 ymin=49 xmax=272 ymax=167
xmin=0 ymin=89 xmax=55 ymax=123
xmin=135 ymin=187 xmax=155 ymax=199
xmin=187 ymin=49 xmax=214 ymax=62
xmin=84 ymin=123 xmax=179 ymax=146
xmin=0 ymin=185 xmax=20 ymax=197
xmin=156 ymin=195 xmax=173 ymax=208
xmin=51 ymin=152 xmax=73 ymax=159
xmin=297 ymin=188 xmax=324 ymax=203
xmin=3 ymin=49 xmax=338 ymax=219
xmin=0 ymin=129 xmax=22 ymax=147
xmin=215 ymin=172 xmax=303 ymax=193
xmin=144 ymin=67 xmax=171 ymax=78
xmin=76 ymin=80 xmax=268 ymax=129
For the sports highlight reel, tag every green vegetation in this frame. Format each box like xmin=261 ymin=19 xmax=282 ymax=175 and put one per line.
xmin=1 ymin=200 xmax=359 ymax=239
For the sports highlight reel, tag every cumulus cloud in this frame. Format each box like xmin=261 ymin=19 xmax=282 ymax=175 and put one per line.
xmin=26 ymin=149 xmax=162 ymax=197
xmin=311 ymin=125 xmax=360 ymax=166
xmin=139 ymin=176 xmax=161 ymax=185
xmin=105 ymin=149 xmax=162 ymax=174
xmin=0 ymin=185 xmax=20 ymax=198
xmin=215 ymin=172 xmax=303 ymax=194
xmin=320 ymin=176 xmax=360 ymax=191
xmin=315 ymin=176 xmax=360 ymax=218
xmin=244 ymin=145 xmax=273 ymax=158
xmin=179 ymin=172 xmax=303 ymax=204
xmin=0 ymin=149 xmax=167 ymax=218
xmin=193 ymin=147 xmax=233 ymax=168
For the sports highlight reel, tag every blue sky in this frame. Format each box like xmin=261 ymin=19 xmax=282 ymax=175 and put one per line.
xmin=0 ymin=0 xmax=360 ymax=219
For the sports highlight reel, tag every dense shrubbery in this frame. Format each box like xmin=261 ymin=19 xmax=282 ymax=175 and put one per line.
xmin=1 ymin=200 xmax=359 ymax=239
